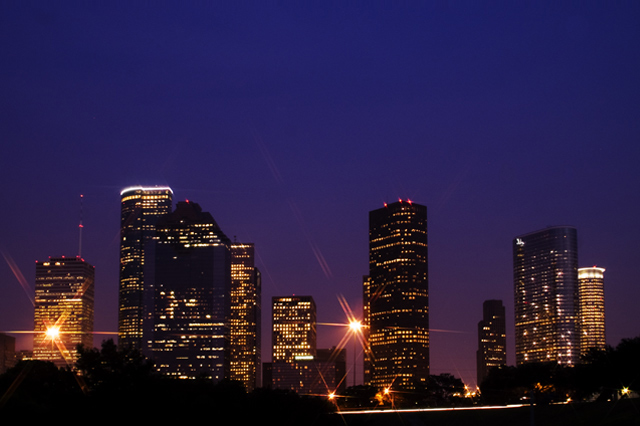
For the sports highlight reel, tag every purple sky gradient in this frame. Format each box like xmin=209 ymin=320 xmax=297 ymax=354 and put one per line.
xmin=1 ymin=2 xmax=639 ymax=388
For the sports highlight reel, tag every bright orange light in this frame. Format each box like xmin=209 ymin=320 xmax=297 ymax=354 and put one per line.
xmin=349 ymin=320 xmax=362 ymax=332
xmin=46 ymin=326 xmax=60 ymax=340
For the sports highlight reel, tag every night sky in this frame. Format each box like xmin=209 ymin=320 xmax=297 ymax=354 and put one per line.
xmin=1 ymin=2 xmax=639 ymax=388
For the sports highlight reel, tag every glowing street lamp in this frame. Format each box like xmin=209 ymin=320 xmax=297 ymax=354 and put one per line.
xmin=45 ymin=326 xmax=60 ymax=340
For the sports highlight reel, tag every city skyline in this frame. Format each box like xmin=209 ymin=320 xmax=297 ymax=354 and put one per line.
xmin=1 ymin=3 xmax=639 ymax=389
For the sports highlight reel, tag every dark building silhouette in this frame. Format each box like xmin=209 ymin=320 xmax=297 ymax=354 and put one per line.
xmin=149 ymin=201 xmax=231 ymax=381
xmin=268 ymin=348 xmax=346 ymax=395
xmin=34 ymin=256 xmax=94 ymax=368
xmin=477 ymin=300 xmax=506 ymax=386
xmin=578 ymin=266 xmax=606 ymax=356
xmin=0 ymin=333 xmax=16 ymax=374
xmin=229 ymin=242 xmax=261 ymax=391
xmin=118 ymin=186 xmax=173 ymax=350
xmin=365 ymin=200 xmax=429 ymax=390
xmin=514 ymin=226 xmax=579 ymax=365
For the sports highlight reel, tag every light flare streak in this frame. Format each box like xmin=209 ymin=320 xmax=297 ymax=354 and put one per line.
xmin=252 ymin=126 xmax=333 ymax=279
xmin=2 ymin=250 xmax=34 ymax=306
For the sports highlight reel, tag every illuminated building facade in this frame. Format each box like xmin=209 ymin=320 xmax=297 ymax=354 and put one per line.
xmin=229 ymin=243 xmax=261 ymax=391
xmin=578 ymin=267 xmax=606 ymax=356
xmin=366 ymin=200 xmax=429 ymax=390
xmin=34 ymin=256 xmax=94 ymax=368
xmin=513 ymin=226 xmax=579 ymax=365
xmin=119 ymin=186 xmax=173 ymax=350
xmin=150 ymin=201 xmax=231 ymax=381
xmin=272 ymin=296 xmax=316 ymax=362
xmin=476 ymin=299 xmax=506 ymax=386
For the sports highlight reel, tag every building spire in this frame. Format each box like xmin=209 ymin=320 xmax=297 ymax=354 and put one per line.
xmin=78 ymin=194 xmax=84 ymax=257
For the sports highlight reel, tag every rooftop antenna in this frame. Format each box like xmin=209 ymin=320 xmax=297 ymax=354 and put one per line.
xmin=78 ymin=194 xmax=84 ymax=258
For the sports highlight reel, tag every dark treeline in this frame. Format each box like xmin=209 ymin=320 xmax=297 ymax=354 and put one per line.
xmin=480 ymin=336 xmax=640 ymax=405
xmin=0 ymin=340 xmax=334 ymax=423
xmin=335 ymin=373 xmax=468 ymax=410
xmin=2 ymin=337 xmax=639 ymax=421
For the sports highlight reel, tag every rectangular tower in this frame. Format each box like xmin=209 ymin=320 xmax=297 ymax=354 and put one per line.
xmin=476 ymin=299 xmax=506 ymax=386
xmin=150 ymin=201 xmax=231 ymax=381
xmin=366 ymin=200 xmax=429 ymax=390
xmin=119 ymin=186 xmax=172 ymax=350
xmin=229 ymin=243 xmax=261 ymax=391
xmin=513 ymin=226 xmax=579 ymax=365
xmin=578 ymin=267 xmax=606 ymax=356
xmin=272 ymin=296 xmax=316 ymax=363
xmin=34 ymin=256 xmax=94 ymax=368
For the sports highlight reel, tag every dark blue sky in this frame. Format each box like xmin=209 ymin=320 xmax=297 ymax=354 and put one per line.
xmin=1 ymin=2 xmax=639 ymax=388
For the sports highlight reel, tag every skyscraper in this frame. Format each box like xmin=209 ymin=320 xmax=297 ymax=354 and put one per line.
xmin=578 ymin=267 xmax=606 ymax=356
xmin=149 ymin=200 xmax=231 ymax=381
xmin=229 ymin=242 xmax=261 ymax=391
xmin=366 ymin=200 xmax=429 ymax=390
xmin=34 ymin=256 xmax=94 ymax=368
xmin=513 ymin=226 xmax=579 ymax=365
xmin=119 ymin=186 xmax=173 ymax=350
xmin=272 ymin=296 xmax=316 ymax=362
xmin=476 ymin=300 xmax=506 ymax=386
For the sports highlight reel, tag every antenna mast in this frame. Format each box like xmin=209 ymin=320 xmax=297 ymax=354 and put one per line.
xmin=78 ymin=194 xmax=84 ymax=257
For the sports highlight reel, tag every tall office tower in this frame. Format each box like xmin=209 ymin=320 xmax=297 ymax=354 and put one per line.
xmin=366 ymin=200 xmax=429 ymax=390
xmin=272 ymin=296 xmax=316 ymax=362
xmin=150 ymin=201 xmax=231 ymax=381
xmin=513 ymin=226 xmax=579 ymax=365
xmin=476 ymin=300 xmax=507 ymax=386
xmin=119 ymin=186 xmax=173 ymax=350
xmin=229 ymin=243 xmax=261 ymax=391
xmin=33 ymin=256 xmax=95 ymax=368
xmin=578 ymin=267 xmax=606 ymax=356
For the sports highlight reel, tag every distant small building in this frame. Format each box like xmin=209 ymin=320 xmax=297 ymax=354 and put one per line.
xmin=0 ymin=333 xmax=16 ymax=374
xmin=476 ymin=300 xmax=506 ymax=386
xmin=269 ymin=348 xmax=347 ymax=395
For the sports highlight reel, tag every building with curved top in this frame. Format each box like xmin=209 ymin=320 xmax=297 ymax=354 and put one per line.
xmin=578 ymin=266 xmax=606 ymax=356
